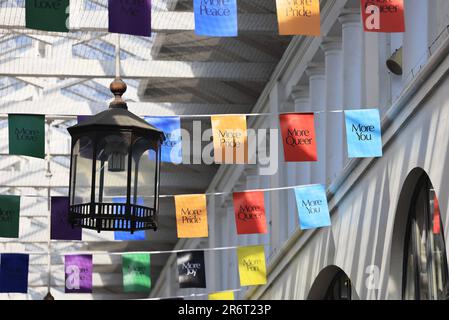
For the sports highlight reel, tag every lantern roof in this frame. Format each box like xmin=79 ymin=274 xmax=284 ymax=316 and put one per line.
xmin=67 ymin=78 xmax=165 ymax=141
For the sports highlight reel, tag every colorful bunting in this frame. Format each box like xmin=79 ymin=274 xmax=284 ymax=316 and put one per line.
xmin=275 ymin=0 xmax=321 ymax=36
xmin=51 ymin=197 xmax=82 ymax=241
xmin=294 ymin=185 xmax=331 ymax=230
xmin=175 ymin=194 xmax=209 ymax=238
xmin=108 ymin=0 xmax=152 ymax=37
xmin=209 ymin=291 xmax=235 ymax=300
xmin=177 ymin=251 xmax=207 ymax=289
xmin=65 ymin=255 xmax=93 ymax=294
xmin=279 ymin=113 xmax=318 ymax=162
xmin=361 ymin=0 xmax=405 ymax=32
xmin=8 ymin=114 xmax=45 ymax=159
xmin=145 ymin=116 xmax=182 ymax=164
xmin=122 ymin=253 xmax=151 ymax=293
xmin=344 ymin=109 xmax=383 ymax=158
xmin=0 ymin=195 xmax=20 ymax=239
xmin=211 ymin=115 xmax=247 ymax=164
xmin=194 ymin=0 xmax=238 ymax=37
xmin=0 ymin=254 xmax=29 ymax=293
xmin=25 ymin=0 xmax=69 ymax=32
xmin=237 ymin=246 xmax=267 ymax=286
xmin=233 ymin=191 xmax=267 ymax=235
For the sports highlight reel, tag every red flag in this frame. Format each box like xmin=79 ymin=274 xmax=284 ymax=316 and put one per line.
xmin=233 ymin=192 xmax=267 ymax=235
xmin=279 ymin=113 xmax=318 ymax=162
xmin=433 ymin=196 xmax=441 ymax=235
xmin=361 ymin=0 xmax=405 ymax=33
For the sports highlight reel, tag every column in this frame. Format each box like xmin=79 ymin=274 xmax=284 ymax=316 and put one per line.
xmin=321 ymin=37 xmax=344 ymax=185
xmin=389 ymin=33 xmax=404 ymax=103
xmin=206 ymin=195 xmax=217 ymax=291
xmin=305 ymin=63 xmax=326 ymax=185
xmin=268 ymin=81 xmax=284 ymax=256
xmin=225 ymin=198 xmax=238 ymax=291
xmin=403 ymin=0 xmax=429 ymax=84
xmin=339 ymin=8 xmax=365 ymax=109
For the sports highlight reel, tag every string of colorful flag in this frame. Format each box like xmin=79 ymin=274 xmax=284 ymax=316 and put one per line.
xmin=5 ymin=108 xmax=383 ymax=162
xmin=0 ymin=245 xmax=267 ymax=297
xmin=23 ymin=0 xmax=405 ymax=36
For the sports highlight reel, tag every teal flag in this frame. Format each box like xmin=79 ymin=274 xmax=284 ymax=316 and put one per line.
xmin=0 ymin=195 xmax=21 ymax=238
xmin=344 ymin=109 xmax=383 ymax=158
xmin=294 ymin=185 xmax=331 ymax=230
xmin=9 ymin=114 xmax=45 ymax=159
xmin=25 ymin=0 xmax=70 ymax=32
xmin=122 ymin=254 xmax=151 ymax=293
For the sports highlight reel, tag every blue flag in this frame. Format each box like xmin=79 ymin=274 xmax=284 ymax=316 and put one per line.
xmin=0 ymin=254 xmax=29 ymax=293
xmin=145 ymin=116 xmax=182 ymax=164
xmin=344 ymin=109 xmax=383 ymax=158
xmin=194 ymin=0 xmax=238 ymax=37
xmin=113 ymin=197 xmax=146 ymax=241
xmin=294 ymin=185 xmax=331 ymax=230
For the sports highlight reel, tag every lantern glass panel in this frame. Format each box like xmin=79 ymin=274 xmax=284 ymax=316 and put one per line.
xmin=130 ymin=137 xmax=157 ymax=209
xmin=70 ymin=137 xmax=93 ymax=206
xmin=95 ymin=134 xmax=130 ymax=204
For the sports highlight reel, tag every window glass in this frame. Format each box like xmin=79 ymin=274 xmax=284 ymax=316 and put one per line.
xmin=403 ymin=173 xmax=449 ymax=300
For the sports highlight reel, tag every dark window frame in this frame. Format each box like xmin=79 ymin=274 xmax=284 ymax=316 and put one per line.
xmin=402 ymin=173 xmax=449 ymax=300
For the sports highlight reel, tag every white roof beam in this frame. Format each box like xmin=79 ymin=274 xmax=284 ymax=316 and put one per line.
xmin=0 ymin=58 xmax=272 ymax=81
xmin=0 ymin=100 xmax=252 ymax=117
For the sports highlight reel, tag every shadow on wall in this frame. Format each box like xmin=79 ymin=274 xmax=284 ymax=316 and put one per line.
xmin=307 ymin=265 xmax=359 ymax=300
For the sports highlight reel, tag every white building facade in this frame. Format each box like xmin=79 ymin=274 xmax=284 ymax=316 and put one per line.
xmin=151 ymin=0 xmax=449 ymax=300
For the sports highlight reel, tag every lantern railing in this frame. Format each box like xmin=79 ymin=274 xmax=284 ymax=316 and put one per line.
xmin=69 ymin=202 xmax=157 ymax=232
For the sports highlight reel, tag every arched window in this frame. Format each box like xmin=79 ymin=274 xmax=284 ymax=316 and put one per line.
xmin=323 ymin=270 xmax=352 ymax=300
xmin=308 ymin=266 xmax=356 ymax=300
xmin=403 ymin=172 xmax=449 ymax=300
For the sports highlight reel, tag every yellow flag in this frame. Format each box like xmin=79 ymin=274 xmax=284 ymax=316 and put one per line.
xmin=211 ymin=115 xmax=247 ymax=164
xmin=208 ymin=291 xmax=235 ymax=300
xmin=175 ymin=194 xmax=208 ymax=238
xmin=237 ymin=246 xmax=267 ymax=286
xmin=275 ymin=0 xmax=321 ymax=36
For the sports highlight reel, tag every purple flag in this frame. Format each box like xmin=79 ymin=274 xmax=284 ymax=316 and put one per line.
xmin=77 ymin=115 xmax=90 ymax=124
xmin=51 ymin=197 xmax=82 ymax=241
xmin=108 ymin=0 xmax=152 ymax=37
xmin=65 ymin=255 xmax=93 ymax=293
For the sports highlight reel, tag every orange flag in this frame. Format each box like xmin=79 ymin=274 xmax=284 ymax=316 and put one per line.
xmin=361 ymin=0 xmax=405 ymax=33
xmin=275 ymin=0 xmax=321 ymax=36
xmin=175 ymin=194 xmax=208 ymax=238
xmin=211 ymin=115 xmax=247 ymax=164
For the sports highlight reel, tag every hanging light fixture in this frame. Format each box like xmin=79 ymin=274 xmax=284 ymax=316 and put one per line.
xmin=386 ymin=47 xmax=403 ymax=76
xmin=66 ymin=78 xmax=165 ymax=233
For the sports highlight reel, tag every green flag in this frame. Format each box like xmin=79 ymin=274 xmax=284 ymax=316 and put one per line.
xmin=25 ymin=0 xmax=70 ymax=32
xmin=9 ymin=114 xmax=45 ymax=159
xmin=122 ymin=254 xmax=151 ymax=293
xmin=0 ymin=195 xmax=21 ymax=238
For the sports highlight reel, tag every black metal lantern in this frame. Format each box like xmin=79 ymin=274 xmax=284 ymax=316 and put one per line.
xmin=67 ymin=78 xmax=165 ymax=233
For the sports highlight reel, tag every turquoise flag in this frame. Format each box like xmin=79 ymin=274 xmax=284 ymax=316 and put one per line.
xmin=8 ymin=114 xmax=45 ymax=159
xmin=344 ymin=109 xmax=383 ymax=158
xmin=294 ymin=185 xmax=331 ymax=230
xmin=0 ymin=195 xmax=20 ymax=238
xmin=194 ymin=0 xmax=238 ymax=37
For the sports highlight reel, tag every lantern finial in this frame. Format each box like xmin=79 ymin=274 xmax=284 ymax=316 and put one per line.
xmin=109 ymin=77 xmax=128 ymax=110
